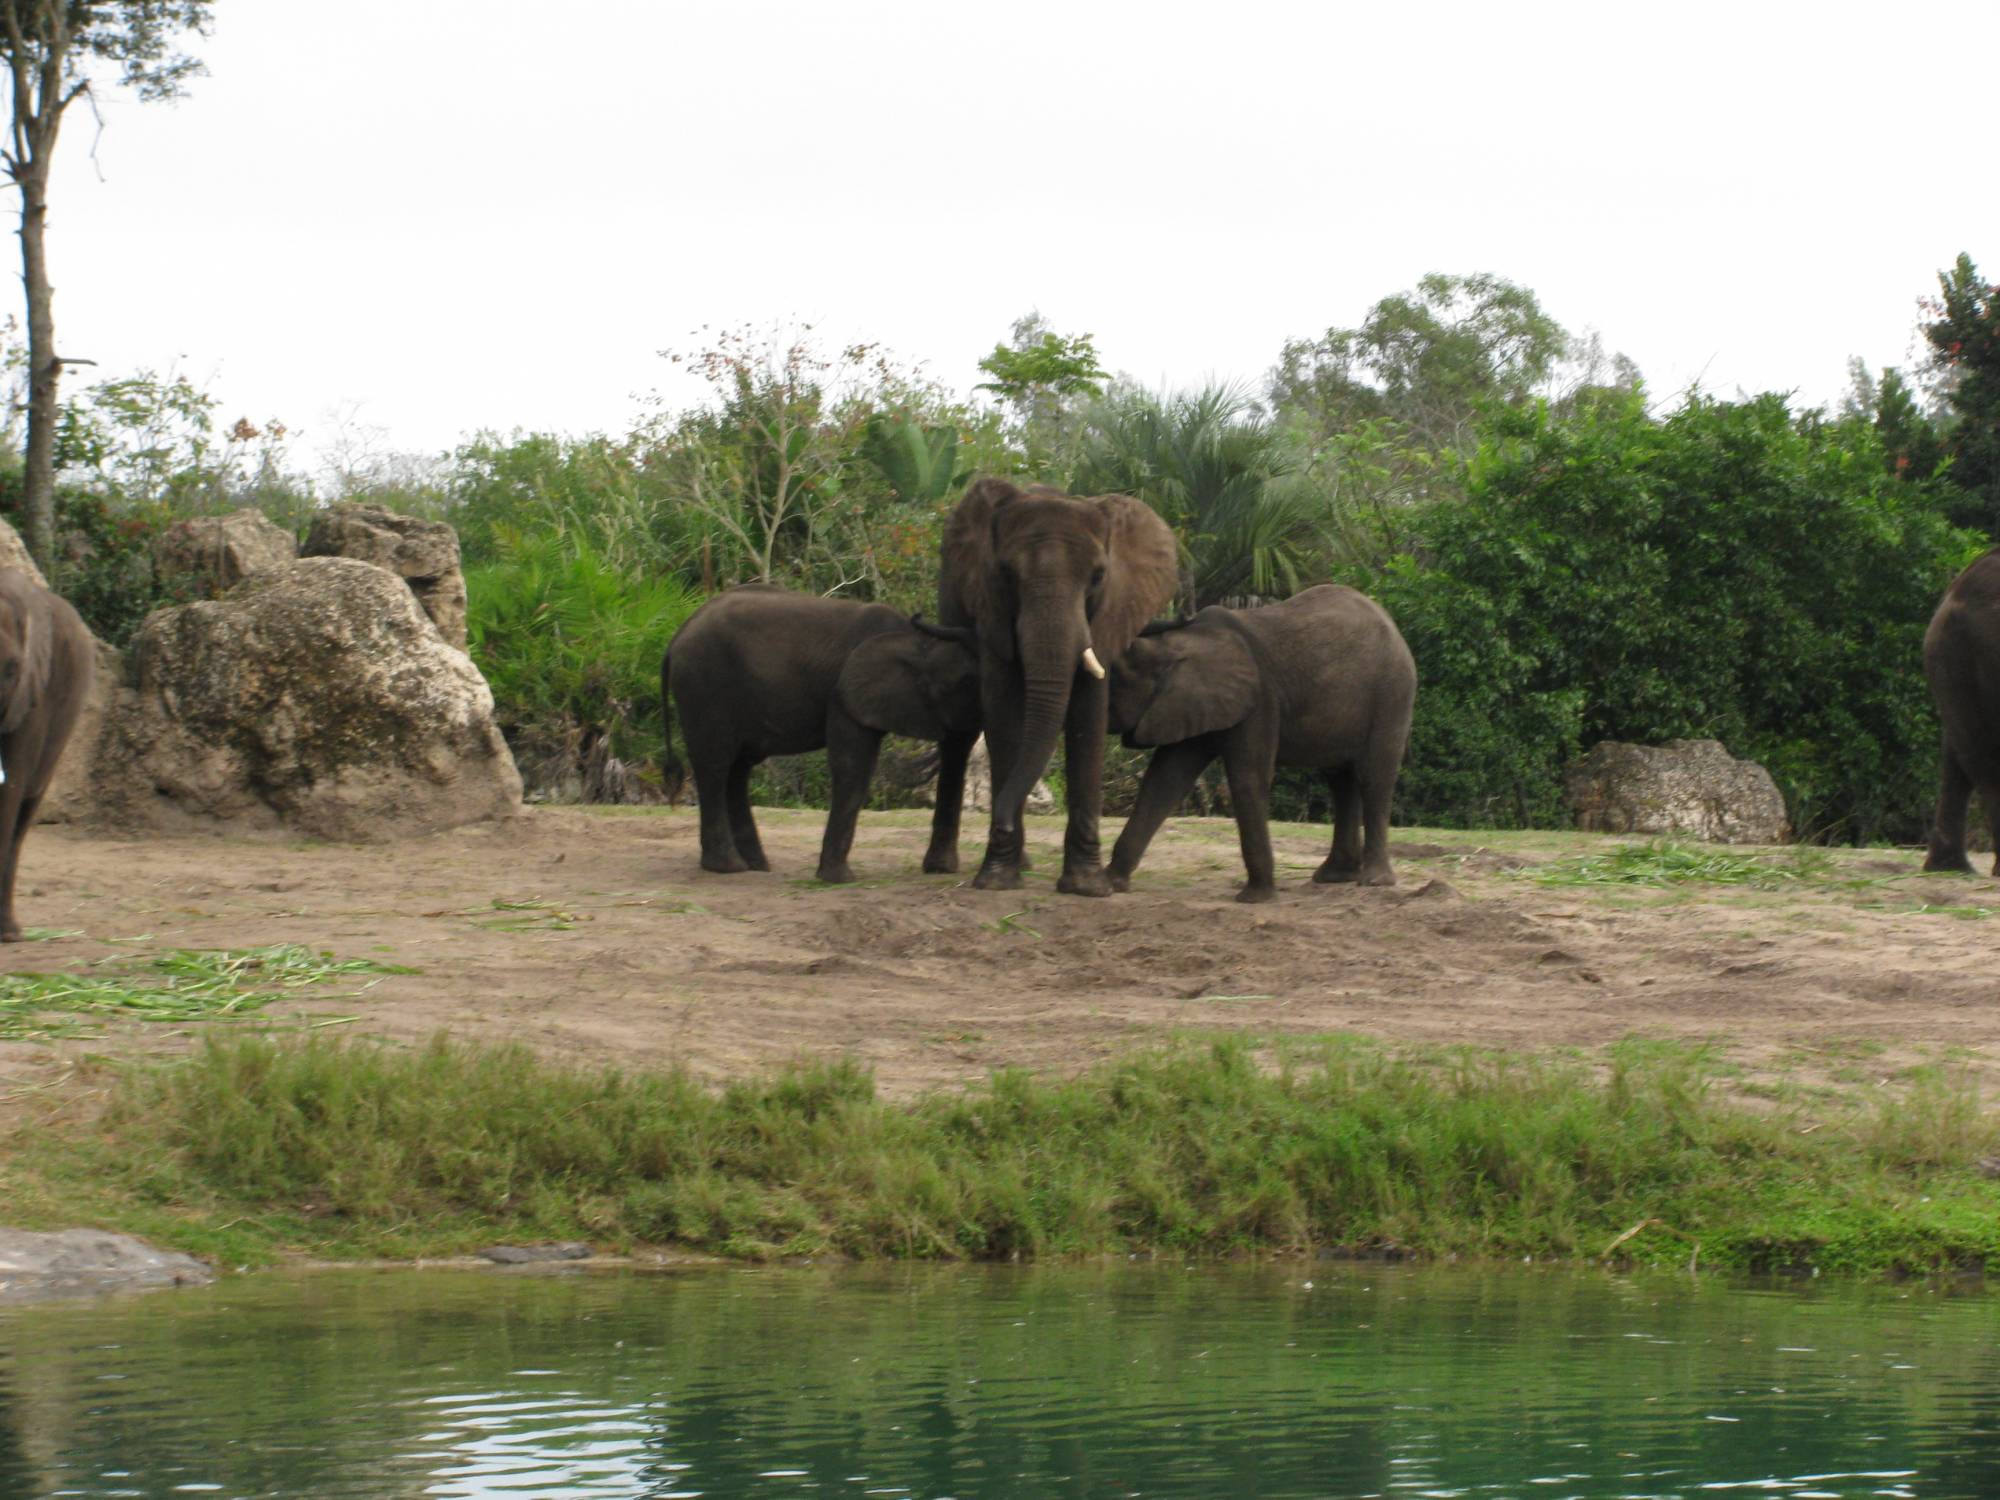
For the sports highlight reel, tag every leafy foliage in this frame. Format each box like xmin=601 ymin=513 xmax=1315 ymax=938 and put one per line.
xmin=1370 ymin=393 xmax=1984 ymax=838
xmin=1920 ymin=252 xmax=2000 ymax=531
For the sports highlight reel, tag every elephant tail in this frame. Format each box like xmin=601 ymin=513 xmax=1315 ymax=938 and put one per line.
xmin=660 ymin=647 xmax=686 ymax=805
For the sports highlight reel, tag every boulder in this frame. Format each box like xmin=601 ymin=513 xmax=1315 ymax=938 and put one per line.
xmin=151 ymin=507 xmax=297 ymax=594
xmin=1565 ymin=738 xmax=1790 ymax=844
xmin=0 ymin=1227 xmax=212 ymax=1304
xmin=91 ymin=556 xmax=521 ymax=840
xmin=301 ymin=502 xmax=468 ymax=648
xmin=922 ymin=734 xmax=1057 ymax=816
xmin=0 ymin=517 xmax=47 ymax=586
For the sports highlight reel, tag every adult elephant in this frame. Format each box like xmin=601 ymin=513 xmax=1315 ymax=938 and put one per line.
xmin=1923 ymin=547 xmax=2000 ymax=876
xmin=0 ymin=569 xmax=93 ymax=940
xmin=938 ymin=479 xmax=1178 ymax=895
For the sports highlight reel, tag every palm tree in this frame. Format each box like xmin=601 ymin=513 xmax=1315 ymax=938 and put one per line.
xmin=1072 ymin=383 xmax=1323 ymax=610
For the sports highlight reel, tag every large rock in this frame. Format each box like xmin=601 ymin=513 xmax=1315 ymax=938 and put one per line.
xmin=0 ymin=1227 xmax=212 ymax=1304
xmin=91 ymin=556 xmax=521 ymax=840
xmin=1565 ymin=738 xmax=1790 ymax=844
xmin=152 ymin=507 xmax=297 ymax=594
xmin=922 ymin=734 xmax=1057 ymax=816
xmin=302 ymin=502 xmax=468 ymax=648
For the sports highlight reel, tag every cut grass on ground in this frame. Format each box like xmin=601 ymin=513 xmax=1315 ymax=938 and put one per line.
xmin=0 ymin=945 xmax=412 ymax=1040
xmin=6 ymin=1032 xmax=1996 ymax=1277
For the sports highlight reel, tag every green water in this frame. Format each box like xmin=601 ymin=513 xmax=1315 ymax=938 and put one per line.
xmin=1 ymin=1264 xmax=1996 ymax=1498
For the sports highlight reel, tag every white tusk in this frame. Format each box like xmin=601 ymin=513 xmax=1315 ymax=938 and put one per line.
xmin=1081 ymin=647 xmax=1106 ymax=680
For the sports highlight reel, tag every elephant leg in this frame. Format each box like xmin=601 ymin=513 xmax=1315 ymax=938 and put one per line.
xmin=1315 ymin=767 xmax=1365 ymax=883
xmin=1108 ymin=739 xmax=1214 ymax=892
xmin=0 ymin=778 xmax=32 ymax=942
xmin=1222 ymin=736 xmax=1278 ymax=904
xmin=693 ymin=754 xmax=748 ymax=874
xmin=727 ymin=758 xmax=770 ymax=872
xmin=1924 ymin=740 xmax=1976 ymax=874
xmin=972 ymin=673 xmax=1027 ymax=890
xmin=1354 ymin=741 xmax=1399 ymax=887
xmin=818 ymin=712 xmax=881 ymax=884
xmin=1055 ymin=672 xmax=1112 ymax=897
xmin=923 ymin=730 xmax=976 ymax=874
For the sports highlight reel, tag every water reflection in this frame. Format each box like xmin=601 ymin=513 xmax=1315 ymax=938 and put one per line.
xmin=0 ymin=1264 xmax=1995 ymax=1497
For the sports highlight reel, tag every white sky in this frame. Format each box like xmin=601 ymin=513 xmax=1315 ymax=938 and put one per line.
xmin=35 ymin=0 xmax=2000 ymax=471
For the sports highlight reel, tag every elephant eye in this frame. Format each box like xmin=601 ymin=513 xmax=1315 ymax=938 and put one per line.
xmin=1089 ymin=565 xmax=1106 ymax=589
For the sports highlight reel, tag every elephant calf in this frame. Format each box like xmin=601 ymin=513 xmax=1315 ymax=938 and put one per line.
xmin=1923 ymin=548 xmax=2000 ymax=876
xmin=0 ymin=569 xmax=94 ymax=941
xmin=1104 ymin=583 xmax=1416 ymax=903
xmin=664 ymin=585 xmax=979 ymax=883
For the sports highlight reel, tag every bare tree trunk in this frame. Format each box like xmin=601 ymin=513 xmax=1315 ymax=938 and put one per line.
xmin=17 ymin=158 xmax=54 ymax=572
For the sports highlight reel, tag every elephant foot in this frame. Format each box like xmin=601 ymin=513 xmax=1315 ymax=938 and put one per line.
xmin=1056 ymin=865 xmax=1114 ymax=898
xmin=1923 ymin=847 xmax=1975 ymax=874
xmin=0 ymin=923 xmax=20 ymax=944
xmin=1106 ymin=868 xmax=1132 ymax=894
xmin=744 ymin=854 xmax=772 ymax=873
xmin=1312 ymin=860 xmax=1360 ymax=885
xmin=1357 ymin=865 xmax=1397 ymax=888
xmin=1234 ymin=883 xmax=1277 ymax=905
xmin=701 ymin=851 xmax=752 ymax=875
xmin=972 ymin=862 xmax=1024 ymax=891
xmin=816 ymin=863 xmax=856 ymax=885
xmin=922 ymin=849 xmax=960 ymax=875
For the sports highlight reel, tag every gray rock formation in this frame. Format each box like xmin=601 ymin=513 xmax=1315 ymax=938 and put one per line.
xmin=302 ymin=502 xmax=468 ymax=648
xmin=1565 ymin=738 xmax=1790 ymax=844
xmin=0 ymin=1227 xmax=212 ymax=1304
xmin=91 ymin=556 xmax=521 ymax=839
xmin=152 ymin=507 xmax=298 ymax=594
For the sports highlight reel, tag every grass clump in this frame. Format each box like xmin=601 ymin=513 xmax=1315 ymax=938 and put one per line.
xmin=23 ymin=1032 xmax=1999 ymax=1276
xmin=0 ymin=945 xmax=409 ymax=1040
xmin=1532 ymin=839 xmax=1837 ymax=890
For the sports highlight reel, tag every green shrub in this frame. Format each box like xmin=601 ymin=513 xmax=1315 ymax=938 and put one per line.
xmin=466 ymin=532 xmax=702 ymax=795
xmin=1370 ymin=393 xmax=1985 ymax=838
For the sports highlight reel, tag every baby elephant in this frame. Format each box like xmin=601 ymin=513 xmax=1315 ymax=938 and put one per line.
xmin=0 ymin=569 xmax=94 ymax=940
xmin=1923 ymin=548 xmax=2000 ymax=876
xmin=1105 ymin=583 xmax=1416 ymax=903
xmin=664 ymin=585 xmax=979 ymax=883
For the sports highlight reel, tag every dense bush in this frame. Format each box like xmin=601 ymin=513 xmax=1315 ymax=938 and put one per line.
xmin=1371 ymin=394 xmax=1985 ymax=840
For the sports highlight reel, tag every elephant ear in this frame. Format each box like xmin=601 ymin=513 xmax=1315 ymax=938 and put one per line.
xmin=0 ymin=575 xmax=51 ymax=734
xmin=938 ymin=477 xmax=1021 ymax=631
xmin=1090 ymin=493 xmax=1180 ymax=660
xmin=839 ymin=632 xmax=931 ymax=738
xmin=1131 ymin=624 xmax=1259 ymax=748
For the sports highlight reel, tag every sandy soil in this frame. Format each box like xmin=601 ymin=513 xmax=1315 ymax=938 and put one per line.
xmin=2 ymin=806 xmax=1997 ymax=1106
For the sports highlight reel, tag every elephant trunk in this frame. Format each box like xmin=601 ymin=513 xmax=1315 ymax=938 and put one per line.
xmin=993 ymin=599 xmax=1089 ymax=835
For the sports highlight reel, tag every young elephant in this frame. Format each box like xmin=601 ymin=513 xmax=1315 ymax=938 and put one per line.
xmin=0 ymin=569 xmax=95 ymax=940
xmin=663 ymin=585 xmax=980 ymax=883
xmin=1923 ymin=548 xmax=2000 ymax=876
xmin=1104 ymin=583 xmax=1416 ymax=903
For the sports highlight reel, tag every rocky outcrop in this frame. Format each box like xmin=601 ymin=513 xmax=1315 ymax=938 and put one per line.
xmin=922 ymin=734 xmax=1057 ymax=816
xmin=0 ymin=1227 xmax=212 ymax=1304
xmin=302 ymin=502 xmax=468 ymax=648
xmin=91 ymin=556 xmax=521 ymax=840
xmin=1565 ymin=738 xmax=1790 ymax=844
xmin=152 ymin=508 xmax=297 ymax=594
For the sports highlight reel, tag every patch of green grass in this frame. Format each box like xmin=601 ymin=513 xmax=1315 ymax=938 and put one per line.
xmin=0 ymin=945 xmax=413 ymax=1041
xmin=1532 ymin=840 xmax=1839 ymax=890
xmin=12 ymin=1032 xmax=1998 ymax=1277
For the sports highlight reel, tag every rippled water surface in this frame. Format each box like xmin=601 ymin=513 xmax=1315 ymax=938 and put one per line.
xmin=2 ymin=1263 xmax=1998 ymax=1498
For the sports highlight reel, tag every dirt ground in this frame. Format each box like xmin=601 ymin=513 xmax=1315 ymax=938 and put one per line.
xmin=2 ymin=805 xmax=1998 ymax=1106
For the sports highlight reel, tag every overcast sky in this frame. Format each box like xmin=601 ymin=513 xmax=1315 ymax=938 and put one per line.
xmin=36 ymin=0 xmax=2000 ymax=472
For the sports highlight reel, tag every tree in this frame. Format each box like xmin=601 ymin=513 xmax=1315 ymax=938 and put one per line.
xmin=1 ymin=0 xmax=210 ymax=572
xmin=1919 ymin=252 xmax=2000 ymax=531
xmin=975 ymin=311 xmax=1105 ymax=475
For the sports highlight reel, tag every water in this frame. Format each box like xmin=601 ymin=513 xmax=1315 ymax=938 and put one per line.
xmin=1 ymin=1263 xmax=1997 ymax=1499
